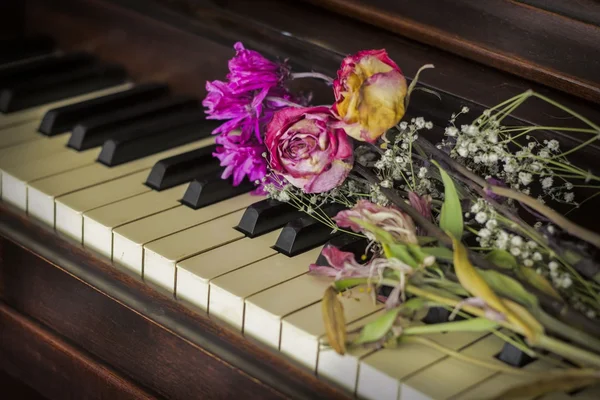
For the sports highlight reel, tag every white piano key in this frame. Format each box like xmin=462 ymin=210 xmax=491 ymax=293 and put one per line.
xmin=0 ymin=120 xmax=40 ymax=148
xmin=244 ymin=271 xmax=332 ymax=349
xmin=0 ymin=83 xmax=132 ymax=130
xmin=53 ymin=170 xmax=152 ymax=239
xmin=452 ymin=359 xmax=565 ymax=400
xmin=31 ymin=137 xmax=215 ymax=229
xmin=0 ymin=133 xmax=71 ymax=198
xmin=355 ymin=331 xmax=486 ymax=400
xmin=279 ymin=289 xmax=382 ymax=372
xmin=317 ymin=310 xmax=384 ymax=393
xmin=399 ymin=334 xmax=506 ymax=400
xmin=82 ymin=184 xmax=188 ymax=257
xmin=175 ymin=229 xmax=282 ymax=311
xmin=113 ymin=193 xmax=260 ymax=276
xmin=2 ymin=147 xmax=100 ymax=210
xmin=209 ymin=248 xmax=322 ymax=332
xmin=143 ymin=210 xmax=246 ymax=293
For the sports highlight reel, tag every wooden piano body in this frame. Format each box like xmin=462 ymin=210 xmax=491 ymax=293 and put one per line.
xmin=1 ymin=1 xmax=599 ymax=399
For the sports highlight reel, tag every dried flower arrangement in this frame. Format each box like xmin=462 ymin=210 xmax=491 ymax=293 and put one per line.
xmin=203 ymin=43 xmax=600 ymax=398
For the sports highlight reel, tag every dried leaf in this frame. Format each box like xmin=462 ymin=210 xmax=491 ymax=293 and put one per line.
xmin=479 ymin=269 xmax=538 ymax=309
xmin=450 ymin=236 xmax=539 ymax=342
xmin=517 ymin=266 xmax=562 ymax=300
xmin=405 ymin=63 xmax=435 ymax=109
xmin=503 ymin=299 xmax=544 ymax=340
xmin=491 ymin=374 xmax=600 ymax=400
xmin=354 ymin=308 xmax=401 ymax=345
xmin=485 ymin=249 xmax=518 ymax=270
xmin=322 ymin=286 xmax=347 ymax=355
xmin=433 ymin=160 xmax=463 ymax=240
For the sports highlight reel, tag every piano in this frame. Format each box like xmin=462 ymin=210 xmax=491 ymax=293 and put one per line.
xmin=1 ymin=0 xmax=599 ymax=399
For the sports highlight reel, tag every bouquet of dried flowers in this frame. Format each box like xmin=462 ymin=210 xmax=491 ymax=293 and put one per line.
xmin=203 ymin=43 xmax=600 ymax=398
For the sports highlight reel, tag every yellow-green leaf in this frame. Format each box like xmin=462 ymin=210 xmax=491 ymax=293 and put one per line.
xmin=479 ymin=269 xmax=538 ymax=309
xmin=354 ymin=308 xmax=401 ymax=345
xmin=433 ymin=160 xmax=463 ymax=239
xmin=421 ymin=246 xmax=454 ymax=262
xmin=450 ymin=236 xmax=538 ymax=341
xmin=485 ymin=249 xmax=518 ymax=270
xmin=322 ymin=286 xmax=347 ymax=355
xmin=491 ymin=374 xmax=600 ymax=400
xmin=404 ymin=317 xmax=499 ymax=335
xmin=517 ymin=266 xmax=562 ymax=300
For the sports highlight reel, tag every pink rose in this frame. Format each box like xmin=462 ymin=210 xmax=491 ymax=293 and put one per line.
xmin=266 ymin=106 xmax=354 ymax=193
xmin=333 ymin=49 xmax=407 ymax=143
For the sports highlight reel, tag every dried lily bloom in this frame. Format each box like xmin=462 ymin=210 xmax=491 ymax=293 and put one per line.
xmin=333 ymin=200 xmax=418 ymax=245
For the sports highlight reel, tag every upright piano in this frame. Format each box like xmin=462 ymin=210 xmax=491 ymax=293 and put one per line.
xmin=1 ymin=1 xmax=599 ymax=399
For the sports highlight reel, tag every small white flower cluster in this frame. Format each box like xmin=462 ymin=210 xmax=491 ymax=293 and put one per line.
xmin=468 ymin=199 xmax=578 ymax=295
xmin=536 ymin=261 xmax=573 ymax=290
xmin=442 ymin=108 xmax=577 ymax=206
xmin=374 ymin=117 xmax=440 ymax=198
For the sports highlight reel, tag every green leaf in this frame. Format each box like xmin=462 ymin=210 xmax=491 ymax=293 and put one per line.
xmin=485 ymin=249 xmax=518 ymax=270
xmin=433 ymin=161 xmax=463 ymax=239
xmin=404 ymin=318 xmax=499 ymax=335
xmin=417 ymin=236 xmax=437 ymax=245
xmin=384 ymin=243 xmax=419 ymax=268
xmin=478 ymin=269 xmax=538 ymax=308
xmin=354 ymin=308 xmax=401 ymax=345
xmin=421 ymin=246 xmax=454 ymax=262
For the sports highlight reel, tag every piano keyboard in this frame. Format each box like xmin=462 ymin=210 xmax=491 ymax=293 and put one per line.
xmin=1 ymin=40 xmax=598 ymax=400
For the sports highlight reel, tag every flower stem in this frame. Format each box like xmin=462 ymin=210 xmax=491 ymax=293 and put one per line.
xmin=265 ymin=96 xmax=302 ymax=107
xmin=290 ymin=72 xmax=334 ymax=84
xmin=487 ymin=185 xmax=600 ymax=249
xmin=536 ymin=334 xmax=600 ymax=368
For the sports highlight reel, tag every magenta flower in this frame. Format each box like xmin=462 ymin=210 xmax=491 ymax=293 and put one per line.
xmin=213 ymin=132 xmax=267 ymax=186
xmin=309 ymin=246 xmax=372 ymax=279
xmin=202 ymin=42 xmax=296 ymax=144
xmin=333 ymin=200 xmax=418 ymax=244
xmin=227 ymin=42 xmax=290 ymax=94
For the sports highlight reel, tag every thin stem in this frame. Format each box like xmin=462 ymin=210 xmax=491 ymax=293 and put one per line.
xmin=403 ymin=336 xmax=598 ymax=377
xmin=556 ymin=134 xmax=600 ymax=159
xmin=290 ymin=71 xmax=334 ymax=84
xmin=487 ymin=185 xmax=600 ymax=249
xmin=531 ymin=92 xmax=600 ymax=133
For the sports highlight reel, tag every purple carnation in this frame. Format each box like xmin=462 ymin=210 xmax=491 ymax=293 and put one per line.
xmin=213 ymin=132 xmax=267 ymax=186
xmin=227 ymin=42 xmax=289 ymax=94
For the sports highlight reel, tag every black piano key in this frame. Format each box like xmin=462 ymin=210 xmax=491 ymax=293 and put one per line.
xmin=0 ymin=63 xmax=128 ymax=113
xmin=68 ymin=95 xmax=199 ymax=150
xmin=180 ymin=170 xmax=255 ymax=209
xmin=235 ymin=199 xmax=303 ymax=238
xmin=39 ymin=83 xmax=170 ymax=136
xmin=314 ymin=234 xmax=369 ymax=266
xmin=97 ymin=110 xmax=215 ymax=166
xmin=496 ymin=341 xmax=536 ymax=367
xmin=0 ymin=52 xmax=95 ymax=87
xmin=0 ymin=35 xmax=55 ymax=65
xmin=234 ymin=199 xmax=303 ymax=238
xmin=272 ymin=204 xmax=345 ymax=257
xmin=145 ymin=144 xmax=220 ymax=191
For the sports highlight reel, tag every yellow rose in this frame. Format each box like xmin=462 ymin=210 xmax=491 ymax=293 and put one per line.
xmin=333 ymin=49 xmax=407 ymax=143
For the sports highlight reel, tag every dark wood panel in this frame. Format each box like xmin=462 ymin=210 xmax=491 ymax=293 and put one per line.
xmin=0 ymin=203 xmax=349 ymax=400
xmin=517 ymin=0 xmax=600 ymax=26
xmin=0 ymin=303 xmax=157 ymax=400
xmin=298 ymin=0 xmax=600 ymax=104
